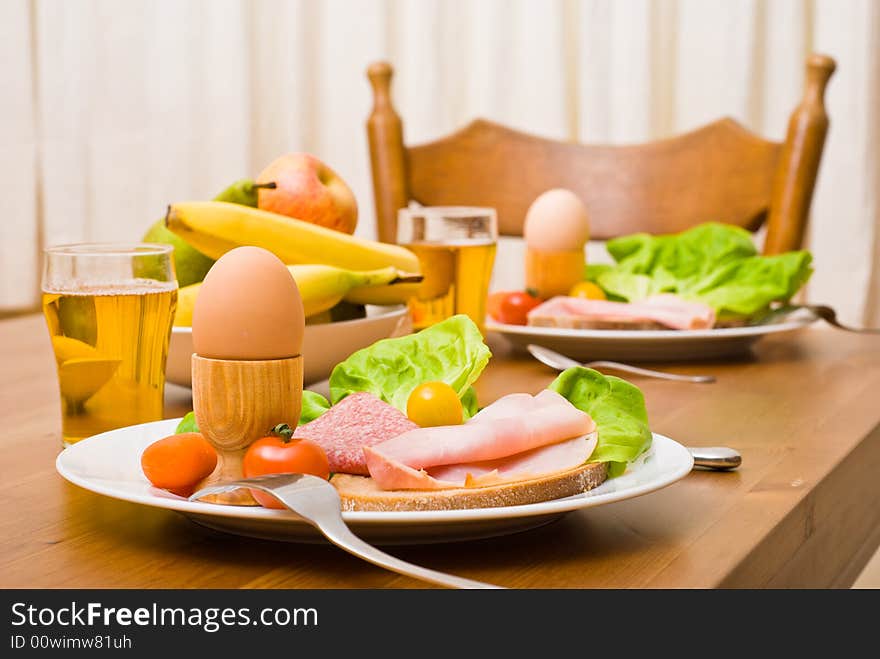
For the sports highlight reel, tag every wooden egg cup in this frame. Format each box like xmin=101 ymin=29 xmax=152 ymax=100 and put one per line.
xmin=526 ymin=247 xmax=585 ymax=299
xmin=192 ymin=354 xmax=303 ymax=505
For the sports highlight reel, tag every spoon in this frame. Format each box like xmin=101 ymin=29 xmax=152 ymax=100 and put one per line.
xmin=527 ymin=344 xmax=716 ymax=384
xmin=688 ymin=447 xmax=742 ymax=470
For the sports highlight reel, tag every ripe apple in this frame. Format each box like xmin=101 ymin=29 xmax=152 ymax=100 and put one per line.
xmin=256 ymin=153 xmax=358 ymax=234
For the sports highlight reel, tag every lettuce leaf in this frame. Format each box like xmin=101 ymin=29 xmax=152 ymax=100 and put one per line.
xmin=684 ymin=251 xmax=813 ymax=317
xmin=461 ymin=386 xmax=480 ymax=419
xmin=300 ymin=390 xmax=331 ymax=424
xmin=329 ymin=314 xmax=491 ymax=418
xmin=605 ymin=222 xmax=756 ymax=279
xmin=588 ymin=222 xmax=813 ymax=319
xmin=175 ymin=411 xmax=199 ymax=434
xmin=549 ymin=367 xmax=652 ymax=477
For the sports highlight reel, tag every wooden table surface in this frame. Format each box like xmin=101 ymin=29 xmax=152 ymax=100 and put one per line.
xmin=2 ymin=313 xmax=879 ymax=588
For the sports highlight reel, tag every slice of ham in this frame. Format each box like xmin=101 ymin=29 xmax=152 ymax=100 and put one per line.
xmin=363 ymin=390 xmax=597 ymax=490
xmin=427 ymin=435 xmax=598 ymax=488
xmin=527 ymin=293 xmax=716 ymax=330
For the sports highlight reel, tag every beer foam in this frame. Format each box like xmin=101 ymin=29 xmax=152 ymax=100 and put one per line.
xmin=43 ymin=278 xmax=178 ymax=296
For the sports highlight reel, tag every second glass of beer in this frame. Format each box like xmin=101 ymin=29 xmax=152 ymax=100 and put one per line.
xmin=397 ymin=206 xmax=498 ymax=332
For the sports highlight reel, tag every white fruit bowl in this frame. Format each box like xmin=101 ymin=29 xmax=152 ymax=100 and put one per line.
xmin=165 ymin=305 xmax=410 ymax=388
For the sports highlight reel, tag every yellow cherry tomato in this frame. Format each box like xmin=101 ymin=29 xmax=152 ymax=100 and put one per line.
xmin=569 ymin=281 xmax=607 ymax=300
xmin=407 ymin=381 xmax=463 ymax=427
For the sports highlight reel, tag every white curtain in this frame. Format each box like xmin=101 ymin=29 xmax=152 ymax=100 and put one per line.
xmin=3 ymin=0 xmax=879 ymax=325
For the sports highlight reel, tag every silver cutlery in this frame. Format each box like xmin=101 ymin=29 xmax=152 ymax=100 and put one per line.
xmin=688 ymin=446 xmax=742 ymax=470
xmin=527 ymin=344 xmax=716 ymax=384
xmin=189 ymin=473 xmax=503 ymax=590
xmin=800 ymin=304 xmax=880 ymax=333
xmin=756 ymin=304 xmax=880 ymax=333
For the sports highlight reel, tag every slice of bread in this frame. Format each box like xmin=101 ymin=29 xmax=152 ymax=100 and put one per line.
xmin=331 ymin=461 xmax=608 ymax=512
xmin=529 ymin=316 xmax=669 ymax=330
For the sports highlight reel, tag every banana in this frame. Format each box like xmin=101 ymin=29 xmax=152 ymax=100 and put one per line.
xmin=165 ymin=201 xmax=421 ymax=274
xmin=51 ymin=335 xmax=101 ymax=364
xmin=49 ymin=336 xmax=121 ymax=405
xmin=174 ymin=284 xmax=201 ymax=326
xmin=343 ymin=281 xmax=421 ymax=306
xmin=174 ymin=264 xmax=409 ymax=326
xmin=58 ymin=358 xmax=121 ymax=406
xmin=286 ymin=264 xmax=404 ymax=317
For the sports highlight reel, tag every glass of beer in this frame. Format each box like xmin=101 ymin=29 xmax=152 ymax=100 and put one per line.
xmin=398 ymin=206 xmax=498 ymax=331
xmin=41 ymin=244 xmax=178 ymax=447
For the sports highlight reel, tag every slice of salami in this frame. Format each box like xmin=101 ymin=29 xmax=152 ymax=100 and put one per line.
xmin=293 ymin=392 xmax=418 ymax=474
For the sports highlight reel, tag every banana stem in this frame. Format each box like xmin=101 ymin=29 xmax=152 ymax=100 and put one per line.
xmin=390 ymin=274 xmax=424 ymax=284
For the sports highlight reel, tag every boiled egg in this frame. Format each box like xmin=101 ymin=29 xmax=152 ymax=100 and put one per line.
xmin=523 ymin=188 xmax=590 ymax=251
xmin=192 ymin=246 xmax=304 ymax=360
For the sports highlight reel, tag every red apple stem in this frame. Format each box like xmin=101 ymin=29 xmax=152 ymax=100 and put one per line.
xmin=253 ymin=181 xmax=277 ymax=190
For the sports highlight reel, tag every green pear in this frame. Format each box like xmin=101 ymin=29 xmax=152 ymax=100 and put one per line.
xmin=56 ymin=296 xmax=98 ymax=345
xmin=213 ymin=178 xmax=275 ymax=206
xmin=142 ymin=220 xmax=215 ymax=287
xmin=142 ymin=179 xmax=275 ymax=287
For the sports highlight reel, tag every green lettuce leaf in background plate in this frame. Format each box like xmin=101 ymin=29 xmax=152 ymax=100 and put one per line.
xmin=604 ymin=221 xmax=756 ymax=279
xmin=329 ymin=314 xmax=491 ymax=419
xmin=586 ymin=222 xmax=813 ymax=319
xmin=684 ymin=250 xmax=813 ymax=317
xmin=549 ymin=366 xmax=652 ymax=478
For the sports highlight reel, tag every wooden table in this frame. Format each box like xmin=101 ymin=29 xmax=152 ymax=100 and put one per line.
xmin=2 ymin=314 xmax=879 ymax=588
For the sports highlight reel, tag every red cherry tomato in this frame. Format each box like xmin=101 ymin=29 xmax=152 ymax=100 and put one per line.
xmin=242 ymin=424 xmax=330 ymax=509
xmin=487 ymin=291 xmax=515 ymax=322
xmin=497 ymin=291 xmax=542 ymax=325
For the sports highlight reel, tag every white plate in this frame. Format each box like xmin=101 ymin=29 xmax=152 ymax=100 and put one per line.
xmin=166 ymin=305 xmax=410 ymax=388
xmin=56 ymin=418 xmax=693 ymax=545
xmin=486 ymin=311 xmax=816 ymax=362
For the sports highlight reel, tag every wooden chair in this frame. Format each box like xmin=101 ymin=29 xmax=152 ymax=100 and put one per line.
xmin=366 ymin=55 xmax=835 ymax=254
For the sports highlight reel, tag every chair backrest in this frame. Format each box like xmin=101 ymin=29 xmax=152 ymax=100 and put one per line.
xmin=366 ymin=55 xmax=835 ymax=255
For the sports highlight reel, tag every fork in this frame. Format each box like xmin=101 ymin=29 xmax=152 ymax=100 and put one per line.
xmin=189 ymin=473 xmax=503 ymax=590
xmin=527 ymin=344 xmax=716 ymax=383
xmin=757 ymin=304 xmax=880 ymax=333
xmin=804 ymin=305 xmax=880 ymax=334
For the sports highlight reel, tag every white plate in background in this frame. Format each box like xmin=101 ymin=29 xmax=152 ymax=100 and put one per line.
xmin=486 ymin=312 xmax=816 ymax=362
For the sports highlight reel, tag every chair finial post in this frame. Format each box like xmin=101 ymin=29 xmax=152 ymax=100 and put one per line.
xmin=368 ymin=61 xmax=394 ymax=110
xmin=366 ymin=62 xmax=410 ymax=244
xmin=804 ymin=54 xmax=836 ymax=102
xmin=764 ymin=53 xmax=836 ymax=254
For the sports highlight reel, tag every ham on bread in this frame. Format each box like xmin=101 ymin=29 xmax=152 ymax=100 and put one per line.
xmin=526 ymin=293 xmax=716 ymax=330
xmin=363 ymin=390 xmax=598 ymax=490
